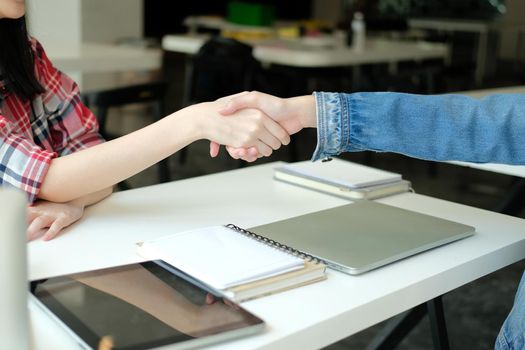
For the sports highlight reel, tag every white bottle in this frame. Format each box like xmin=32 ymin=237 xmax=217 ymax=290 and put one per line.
xmin=0 ymin=189 xmax=29 ymax=350
xmin=351 ymin=11 xmax=366 ymax=52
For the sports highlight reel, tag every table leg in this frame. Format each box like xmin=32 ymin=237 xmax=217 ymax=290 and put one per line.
xmin=427 ymin=296 xmax=450 ymax=350
xmin=494 ymin=178 xmax=525 ymax=216
xmin=178 ymin=56 xmax=194 ymax=165
xmin=366 ymin=296 xmax=450 ymax=350
xmin=475 ymin=31 xmax=489 ymax=87
xmin=366 ymin=304 xmax=426 ymax=350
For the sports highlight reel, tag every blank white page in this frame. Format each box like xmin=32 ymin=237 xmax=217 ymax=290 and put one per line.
xmin=137 ymin=226 xmax=304 ymax=290
xmin=281 ymin=159 xmax=402 ymax=188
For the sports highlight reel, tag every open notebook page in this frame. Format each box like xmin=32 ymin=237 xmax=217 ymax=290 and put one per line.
xmin=281 ymin=159 xmax=402 ymax=188
xmin=137 ymin=226 xmax=304 ymax=290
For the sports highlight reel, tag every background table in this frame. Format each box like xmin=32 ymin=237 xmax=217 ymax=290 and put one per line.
xmin=162 ymin=34 xmax=450 ymax=68
xmin=29 ymin=162 xmax=525 ymax=349
xmin=47 ymin=43 xmax=162 ymax=92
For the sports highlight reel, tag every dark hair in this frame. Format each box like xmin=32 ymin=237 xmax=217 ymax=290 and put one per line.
xmin=0 ymin=17 xmax=44 ymax=101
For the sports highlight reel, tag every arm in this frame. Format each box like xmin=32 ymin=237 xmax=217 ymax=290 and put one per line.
xmin=38 ymin=102 xmax=289 ymax=202
xmin=219 ymin=91 xmax=525 ymax=165
xmin=313 ymin=91 xmax=525 ymax=164
xmin=27 ymin=39 xmax=288 ymax=202
xmin=2 ymin=41 xmax=289 ymax=242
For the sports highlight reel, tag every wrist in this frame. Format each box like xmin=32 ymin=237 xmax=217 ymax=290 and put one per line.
xmin=291 ymin=96 xmax=317 ymax=128
xmin=166 ymin=106 xmax=205 ymax=144
xmin=69 ymin=197 xmax=87 ymax=211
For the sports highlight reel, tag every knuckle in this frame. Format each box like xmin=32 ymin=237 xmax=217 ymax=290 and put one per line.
xmin=247 ymin=91 xmax=259 ymax=102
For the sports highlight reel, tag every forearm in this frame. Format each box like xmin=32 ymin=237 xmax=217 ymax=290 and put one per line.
xmin=39 ymin=111 xmax=198 ymax=202
xmin=313 ymin=92 xmax=525 ymax=164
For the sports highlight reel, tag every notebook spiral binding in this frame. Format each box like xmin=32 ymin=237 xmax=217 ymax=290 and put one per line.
xmin=225 ymin=224 xmax=325 ymax=265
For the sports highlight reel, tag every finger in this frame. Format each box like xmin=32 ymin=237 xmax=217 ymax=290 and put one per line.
xmin=228 ymin=146 xmax=259 ymax=162
xmin=256 ymin=125 xmax=282 ymax=152
xmin=42 ymin=218 xmax=66 ymax=241
xmin=205 ymin=293 xmax=216 ymax=305
xmin=225 ymin=146 xmax=260 ymax=162
xmin=255 ymin=140 xmax=273 ymax=157
xmin=243 ymin=155 xmax=259 ymax=162
xmin=263 ymin=117 xmax=290 ymax=146
xmin=242 ymin=147 xmax=260 ymax=162
xmin=247 ymin=147 xmax=259 ymax=157
xmin=27 ymin=216 xmax=54 ymax=241
xmin=225 ymin=146 xmax=242 ymax=159
xmin=209 ymin=141 xmax=220 ymax=158
xmin=219 ymin=91 xmax=263 ymax=115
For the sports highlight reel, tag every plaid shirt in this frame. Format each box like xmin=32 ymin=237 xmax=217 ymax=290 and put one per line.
xmin=0 ymin=38 xmax=104 ymax=202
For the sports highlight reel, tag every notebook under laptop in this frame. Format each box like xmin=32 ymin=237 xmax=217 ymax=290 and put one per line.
xmin=249 ymin=201 xmax=475 ymax=275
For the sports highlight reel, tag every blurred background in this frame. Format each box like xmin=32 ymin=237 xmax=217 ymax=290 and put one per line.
xmin=27 ymin=0 xmax=525 ymax=348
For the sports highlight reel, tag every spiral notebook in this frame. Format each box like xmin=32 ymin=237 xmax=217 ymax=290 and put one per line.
xmin=136 ymin=225 xmax=326 ymax=301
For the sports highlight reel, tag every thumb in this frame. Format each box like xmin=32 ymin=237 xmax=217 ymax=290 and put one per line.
xmin=209 ymin=141 xmax=220 ymax=157
xmin=219 ymin=93 xmax=257 ymax=115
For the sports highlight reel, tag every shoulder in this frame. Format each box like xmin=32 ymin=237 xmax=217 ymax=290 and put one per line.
xmin=29 ymin=37 xmax=60 ymax=86
xmin=29 ymin=37 xmax=46 ymax=61
xmin=29 ymin=37 xmax=55 ymax=72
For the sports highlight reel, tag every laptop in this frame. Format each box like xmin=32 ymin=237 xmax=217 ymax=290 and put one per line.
xmin=249 ymin=201 xmax=475 ymax=275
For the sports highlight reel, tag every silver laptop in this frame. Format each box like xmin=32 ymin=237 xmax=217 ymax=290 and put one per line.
xmin=250 ymin=201 xmax=475 ymax=275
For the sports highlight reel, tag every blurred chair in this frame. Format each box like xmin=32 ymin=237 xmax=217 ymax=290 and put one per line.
xmin=183 ymin=36 xmax=258 ymax=105
xmin=84 ymin=81 xmax=171 ymax=189
xmin=179 ymin=36 xmax=260 ymax=165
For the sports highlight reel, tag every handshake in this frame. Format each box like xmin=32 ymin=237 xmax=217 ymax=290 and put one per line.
xmin=202 ymin=91 xmax=317 ymax=162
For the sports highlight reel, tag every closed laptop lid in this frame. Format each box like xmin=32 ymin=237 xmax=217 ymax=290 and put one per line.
xmin=250 ymin=201 xmax=475 ymax=275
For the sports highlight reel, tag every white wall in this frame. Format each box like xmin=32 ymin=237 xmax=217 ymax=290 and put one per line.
xmin=27 ymin=0 xmax=147 ymax=91
xmin=81 ymin=0 xmax=143 ymax=44
xmin=28 ymin=0 xmax=143 ymax=47
xmin=27 ymin=0 xmax=82 ymax=52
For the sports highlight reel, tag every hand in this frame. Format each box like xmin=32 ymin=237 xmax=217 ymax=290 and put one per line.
xmin=27 ymin=200 xmax=85 ymax=241
xmin=192 ymin=99 xmax=290 ymax=158
xmin=209 ymin=91 xmax=316 ymax=160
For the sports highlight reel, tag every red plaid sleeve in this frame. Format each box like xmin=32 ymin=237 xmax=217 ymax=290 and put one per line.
xmin=32 ymin=39 xmax=105 ymax=156
xmin=0 ymin=116 xmax=55 ymax=202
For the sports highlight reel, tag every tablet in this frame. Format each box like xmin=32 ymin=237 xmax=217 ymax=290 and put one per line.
xmin=30 ymin=260 xmax=265 ymax=350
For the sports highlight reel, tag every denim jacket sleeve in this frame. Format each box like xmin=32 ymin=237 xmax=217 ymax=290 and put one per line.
xmin=312 ymin=91 xmax=525 ymax=165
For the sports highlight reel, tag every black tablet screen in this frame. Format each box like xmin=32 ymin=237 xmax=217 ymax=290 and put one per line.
xmin=31 ymin=261 xmax=264 ymax=350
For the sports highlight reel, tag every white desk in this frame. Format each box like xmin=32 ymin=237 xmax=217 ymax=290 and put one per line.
xmin=29 ymin=162 xmax=525 ymax=349
xmin=162 ymin=34 xmax=449 ymax=68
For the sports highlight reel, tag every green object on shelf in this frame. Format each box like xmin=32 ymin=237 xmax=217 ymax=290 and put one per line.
xmin=227 ymin=1 xmax=275 ymax=27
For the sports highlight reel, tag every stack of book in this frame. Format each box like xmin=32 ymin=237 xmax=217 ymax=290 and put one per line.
xmin=274 ymin=158 xmax=411 ymax=200
xmin=137 ymin=225 xmax=326 ymax=302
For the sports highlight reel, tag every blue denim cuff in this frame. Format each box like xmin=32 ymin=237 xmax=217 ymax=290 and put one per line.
xmin=311 ymin=92 xmax=354 ymax=161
